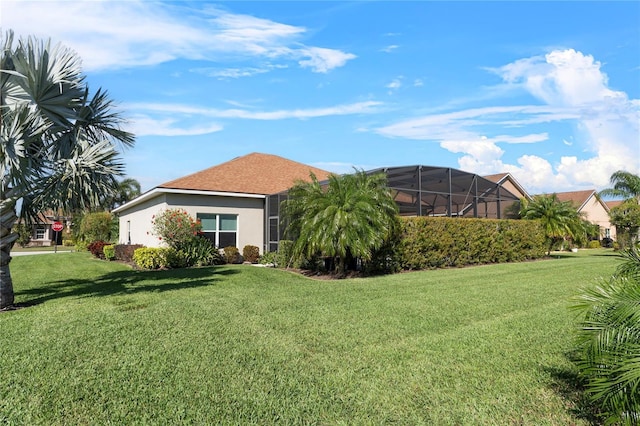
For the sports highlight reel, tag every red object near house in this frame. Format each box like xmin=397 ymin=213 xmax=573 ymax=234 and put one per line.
xmin=52 ymin=222 xmax=64 ymax=232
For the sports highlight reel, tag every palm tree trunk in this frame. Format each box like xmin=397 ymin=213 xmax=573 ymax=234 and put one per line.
xmin=0 ymin=200 xmax=18 ymax=309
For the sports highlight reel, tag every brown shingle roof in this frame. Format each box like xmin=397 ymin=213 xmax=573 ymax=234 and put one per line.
xmin=158 ymin=152 xmax=333 ymax=195
xmin=552 ymin=189 xmax=596 ymax=209
xmin=606 ymin=200 xmax=624 ymax=210
xmin=483 ymin=173 xmax=509 ymax=184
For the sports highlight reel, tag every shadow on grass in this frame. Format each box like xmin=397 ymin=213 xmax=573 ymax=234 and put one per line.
xmin=15 ymin=267 xmax=240 ymax=308
xmin=545 ymin=355 xmax=603 ymax=425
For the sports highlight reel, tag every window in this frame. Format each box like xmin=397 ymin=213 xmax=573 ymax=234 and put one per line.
xmin=605 ymin=228 xmax=611 ymax=238
xmin=197 ymin=213 xmax=238 ymax=248
xmin=35 ymin=226 xmax=46 ymax=240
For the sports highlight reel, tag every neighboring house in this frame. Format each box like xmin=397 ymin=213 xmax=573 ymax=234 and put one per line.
xmin=20 ymin=210 xmax=71 ymax=247
xmin=483 ymin=173 xmax=531 ymax=201
xmin=553 ymin=189 xmax=616 ymax=241
xmin=113 ymin=153 xmax=333 ymax=252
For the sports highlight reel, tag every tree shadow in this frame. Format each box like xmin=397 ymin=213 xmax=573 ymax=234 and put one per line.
xmin=544 ymin=353 xmax=603 ymax=425
xmin=14 ymin=267 xmax=240 ymax=308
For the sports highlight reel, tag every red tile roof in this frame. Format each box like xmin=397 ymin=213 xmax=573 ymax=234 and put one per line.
xmin=158 ymin=152 xmax=333 ymax=195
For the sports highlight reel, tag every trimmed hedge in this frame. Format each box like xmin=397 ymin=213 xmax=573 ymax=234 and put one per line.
xmin=399 ymin=217 xmax=546 ymax=270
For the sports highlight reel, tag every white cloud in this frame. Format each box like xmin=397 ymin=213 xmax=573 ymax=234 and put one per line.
xmin=386 ymin=76 xmax=404 ymax=94
xmin=386 ymin=79 xmax=402 ymax=90
xmin=297 ymin=47 xmax=356 ymax=73
xmin=128 ymin=116 xmax=223 ymax=137
xmin=375 ymin=49 xmax=640 ymax=193
xmin=190 ymin=64 xmax=287 ymax=79
xmin=131 ymin=99 xmax=379 ymax=138
xmin=380 ymin=45 xmax=399 ymax=53
xmin=125 ymin=101 xmax=383 ymax=130
xmin=3 ymin=1 xmax=356 ymax=73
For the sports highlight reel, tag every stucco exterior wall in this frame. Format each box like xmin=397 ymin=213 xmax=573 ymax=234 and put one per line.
xmin=117 ymin=192 xmax=265 ymax=252
xmin=580 ymin=195 xmax=616 ymax=240
xmin=499 ymin=180 xmax=527 ymax=200
xmin=117 ymin=193 xmax=170 ymax=247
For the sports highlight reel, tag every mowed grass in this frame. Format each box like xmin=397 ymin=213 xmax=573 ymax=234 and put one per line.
xmin=1 ymin=250 xmax=620 ymax=424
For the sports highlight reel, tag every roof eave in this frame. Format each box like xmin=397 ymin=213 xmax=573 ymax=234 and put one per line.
xmin=112 ymin=187 xmax=265 ymax=214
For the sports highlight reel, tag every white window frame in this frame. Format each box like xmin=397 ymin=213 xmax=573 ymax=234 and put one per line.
xmin=197 ymin=213 xmax=238 ymax=248
xmin=35 ymin=226 xmax=46 ymax=240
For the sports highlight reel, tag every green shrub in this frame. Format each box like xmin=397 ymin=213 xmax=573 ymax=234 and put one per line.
xmin=364 ymin=229 xmax=402 ymax=275
xmin=62 ymin=238 xmax=75 ymax=247
xmin=223 ymin=246 xmax=240 ymax=264
xmin=259 ymin=251 xmax=278 ymax=266
xmin=398 ymin=217 xmax=546 ymax=270
xmin=242 ymin=245 xmax=260 ymax=263
xmin=75 ymin=240 xmax=89 ymax=253
xmin=587 ymin=240 xmax=601 ymax=249
xmin=165 ymin=249 xmax=188 ymax=269
xmin=15 ymin=223 xmax=31 ymax=248
xmin=80 ymin=212 xmax=113 ymax=242
xmin=175 ymin=236 xmax=223 ymax=267
xmin=103 ymin=244 xmax=116 ymax=261
xmin=277 ymin=240 xmax=299 ymax=268
xmin=132 ymin=247 xmax=173 ymax=270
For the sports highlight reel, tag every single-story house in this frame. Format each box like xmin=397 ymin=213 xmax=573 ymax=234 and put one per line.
xmin=113 ymin=153 xmax=333 ymax=252
xmin=553 ymin=189 xmax=616 ymax=240
xmin=114 ymin=153 xmax=526 ymax=254
xmin=19 ymin=210 xmax=71 ymax=247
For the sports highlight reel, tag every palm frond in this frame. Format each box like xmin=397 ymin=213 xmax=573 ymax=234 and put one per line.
xmin=34 ymin=138 xmax=124 ymax=212
xmin=573 ymin=256 xmax=640 ymax=424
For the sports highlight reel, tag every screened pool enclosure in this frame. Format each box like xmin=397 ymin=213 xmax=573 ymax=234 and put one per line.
xmin=265 ymin=165 xmax=521 ymax=252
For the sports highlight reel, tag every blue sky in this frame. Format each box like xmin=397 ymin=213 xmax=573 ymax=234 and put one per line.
xmin=5 ymin=1 xmax=640 ymax=194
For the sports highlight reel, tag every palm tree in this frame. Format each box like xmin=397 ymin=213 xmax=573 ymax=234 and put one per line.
xmin=282 ymin=170 xmax=399 ymax=276
xmin=104 ymin=177 xmax=142 ymax=210
xmin=599 ymin=170 xmax=640 ymax=203
xmin=1 ymin=31 xmax=134 ymax=308
xmin=573 ymin=246 xmax=640 ymax=425
xmin=519 ymin=194 xmax=584 ymax=255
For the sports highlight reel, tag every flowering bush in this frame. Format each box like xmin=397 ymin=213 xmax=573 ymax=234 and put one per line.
xmin=151 ymin=209 xmax=202 ymax=249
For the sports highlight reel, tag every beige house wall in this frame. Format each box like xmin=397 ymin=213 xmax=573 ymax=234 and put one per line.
xmin=580 ymin=195 xmax=616 ymax=240
xmin=499 ymin=180 xmax=527 ymax=200
xmin=117 ymin=192 xmax=265 ymax=252
xmin=117 ymin=193 xmax=170 ymax=247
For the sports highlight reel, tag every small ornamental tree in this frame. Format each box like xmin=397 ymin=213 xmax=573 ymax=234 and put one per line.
xmin=80 ymin=211 xmax=113 ymax=243
xmin=609 ymin=200 xmax=640 ymax=249
xmin=151 ymin=209 xmax=202 ymax=248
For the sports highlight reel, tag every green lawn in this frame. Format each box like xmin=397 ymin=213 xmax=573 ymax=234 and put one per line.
xmin=1 ymin=250 xmax=619 ymax=424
